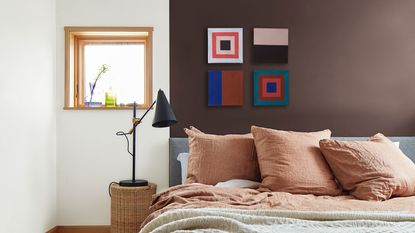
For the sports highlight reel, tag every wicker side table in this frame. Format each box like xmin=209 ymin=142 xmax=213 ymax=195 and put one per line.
xmin=111 ymin=183 xmax=156 ymax=233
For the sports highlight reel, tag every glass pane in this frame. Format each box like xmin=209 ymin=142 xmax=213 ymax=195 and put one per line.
xmin=83 ymin=43 xmax=145 ymax=106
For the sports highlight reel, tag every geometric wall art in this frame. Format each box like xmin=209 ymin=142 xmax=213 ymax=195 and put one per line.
xmin=208 ymin=28 xmax=243 ymax=63
xmin=253 ymin=70 xmax=289 ymax=106
xmin=208 ymin=70 xmax=243 ymax=106
xmin=253 ymin=28 xmax=288 ymax=63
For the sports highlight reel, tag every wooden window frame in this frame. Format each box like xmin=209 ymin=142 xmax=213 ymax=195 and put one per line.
xmin=64 ymin=27 xmax=153 ymax=110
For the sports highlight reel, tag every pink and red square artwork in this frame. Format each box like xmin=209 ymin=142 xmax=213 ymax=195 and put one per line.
xmin=208 ymin=28 xmax=243 ymax=63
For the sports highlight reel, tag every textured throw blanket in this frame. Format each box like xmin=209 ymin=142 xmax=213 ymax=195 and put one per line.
xmin=140 ymin=183 xmax=415 ymax=232
xmin=140 ymin=208 xmax=415 ymax=233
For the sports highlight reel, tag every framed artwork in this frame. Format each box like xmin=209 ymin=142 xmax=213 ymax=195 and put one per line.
xmin=208 ymin=70 xmax=243 ymax=106
xmin=208 ymin=28 xmax=243 ymax=64
xmin=253 ymin=70 xmax=289 ymax=106
xmin=253 ymin=28 xmax=288 ymax=63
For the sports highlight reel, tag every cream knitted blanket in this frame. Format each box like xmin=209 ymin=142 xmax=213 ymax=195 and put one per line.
xmin=140 ymin=208 xmax=415 ymax=233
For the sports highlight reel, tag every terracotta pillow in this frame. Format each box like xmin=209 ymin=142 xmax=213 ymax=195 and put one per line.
xmin=188 ymin=126 xmax=203 ymax=133
xmin=319 ymin=134 xmax=415 ymax=201
xmin=251 ymin=126 xmax=341 ymax=196
xmin=185 ymin=128 xmax=261 ymax=185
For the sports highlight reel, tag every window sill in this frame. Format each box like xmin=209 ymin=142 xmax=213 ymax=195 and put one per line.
xmin=63 ymin=105 xmax=150 ymax=110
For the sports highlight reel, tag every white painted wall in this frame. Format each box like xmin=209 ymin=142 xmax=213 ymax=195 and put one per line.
xmin=0 ymin=0 xmax=56 ymax=232
xmin=56 ymin=0 xmax=170 ymax=225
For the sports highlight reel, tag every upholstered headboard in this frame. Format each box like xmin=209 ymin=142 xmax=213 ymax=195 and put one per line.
xmin=169 ymin=137 xmax=415 ymax=187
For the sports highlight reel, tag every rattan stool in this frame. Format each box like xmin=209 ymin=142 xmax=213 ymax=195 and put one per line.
xmin=111 ymin=183 xmax=156 ymax=233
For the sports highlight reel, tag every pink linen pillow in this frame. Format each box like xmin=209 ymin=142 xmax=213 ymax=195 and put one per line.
xmin=188 ymin=126 xmax=203 ymax=134
xmin=251 ymin=126 xmax=341 ymax=196
xmin=319 ymin=133 xmax=415 ymax=201
xmin=185 ymin=127 xmax=261 ymax=185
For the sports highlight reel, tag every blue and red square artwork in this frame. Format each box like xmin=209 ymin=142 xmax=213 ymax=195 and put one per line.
xmin=208 ymin=70 xmax=243 ymax=106
xmin=253 ymin=70 xmax=289 ymax=106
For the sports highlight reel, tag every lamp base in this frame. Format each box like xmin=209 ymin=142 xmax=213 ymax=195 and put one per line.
xmin=119 ymin=179 xmax=148 ymax=187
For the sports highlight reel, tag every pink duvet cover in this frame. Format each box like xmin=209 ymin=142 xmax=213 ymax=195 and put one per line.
xmin=142 ymin=183 xmax=415 ymax=227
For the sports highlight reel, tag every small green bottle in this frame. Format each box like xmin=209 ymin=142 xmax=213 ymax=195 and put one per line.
xmin=105 ymin=86 xmax=117 ymax=107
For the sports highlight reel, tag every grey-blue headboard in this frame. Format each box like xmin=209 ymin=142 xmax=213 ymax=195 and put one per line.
xmin=169 ymin=137 xmax=415 ymax=187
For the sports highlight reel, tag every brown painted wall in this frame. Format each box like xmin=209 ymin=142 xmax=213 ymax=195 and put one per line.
xmin=170 ymin=0 xmax=415 ymax=137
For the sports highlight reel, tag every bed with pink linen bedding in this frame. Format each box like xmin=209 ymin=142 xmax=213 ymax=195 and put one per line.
xmin=137 ymin=137 xmax=415 ymax=232
xmin=140 ymin=183 xmax=415 ymax=232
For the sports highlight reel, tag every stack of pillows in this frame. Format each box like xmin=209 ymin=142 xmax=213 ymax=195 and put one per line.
xmin=182 ymin=126 xmax=415 ymax=201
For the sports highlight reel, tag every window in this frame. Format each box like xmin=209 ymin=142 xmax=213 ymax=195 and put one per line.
xmin=64 ymin=27 xmax=153 ymax=109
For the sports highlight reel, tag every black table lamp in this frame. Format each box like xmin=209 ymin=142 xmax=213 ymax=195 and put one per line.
xmin=116 ymin=89 xmax=177 ymax=187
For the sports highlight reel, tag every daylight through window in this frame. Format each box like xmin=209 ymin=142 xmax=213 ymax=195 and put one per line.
xmin=64 ymin=27 xmax=153 ymax=109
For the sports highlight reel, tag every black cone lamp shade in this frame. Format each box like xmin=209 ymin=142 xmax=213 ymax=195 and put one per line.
xmin=153 ymin=90 xmax=177 ymax=127
xmin=117 ymin=89 xmax=177 ymax=187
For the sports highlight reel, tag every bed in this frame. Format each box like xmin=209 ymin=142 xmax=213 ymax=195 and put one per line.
xmin=139 ymin=137 xmax=415 ymax=233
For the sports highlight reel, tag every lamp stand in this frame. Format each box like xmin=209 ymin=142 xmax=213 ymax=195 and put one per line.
xmin=119 ymin=179 xmax=148 ymax=187
xmin=116 ymin=89 xmax=175 ymax=187
xmin=119 ymin=102 xmax=149 ymax=187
